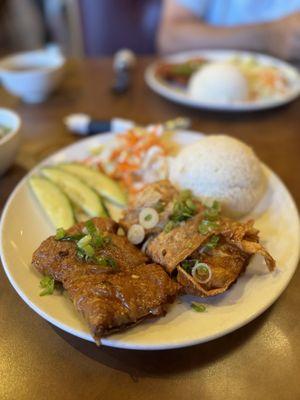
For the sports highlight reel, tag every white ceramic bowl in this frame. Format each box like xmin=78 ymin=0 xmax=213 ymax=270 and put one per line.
xmin=0 ymin=108 xmax=21 ymax=175
xmin=0 ymin=47 xmax=65 ymax=103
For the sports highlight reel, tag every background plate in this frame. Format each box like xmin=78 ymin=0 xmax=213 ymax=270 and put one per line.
xmin=145 ymin=50 xmax=300 ymax=112
xmin=1 ymin=131 xmax=299 ymax=350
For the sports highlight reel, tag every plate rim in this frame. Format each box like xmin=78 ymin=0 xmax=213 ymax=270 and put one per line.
xmin=145 ymin=49 xmax=300 ymax=112
xmin=1 ymin=130 xmax=300 ymax=350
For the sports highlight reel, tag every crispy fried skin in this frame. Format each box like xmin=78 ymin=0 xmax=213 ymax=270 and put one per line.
xmin=146 ymin=213 xmax=275 ymax=296
xmin=32 ymin=218 xmax=179 ymax=340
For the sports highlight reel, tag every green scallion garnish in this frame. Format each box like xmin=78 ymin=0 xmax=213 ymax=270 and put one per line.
xmin=191 ymin=302 xmax=206 ymax=313
xmin=96 ymin=256 xmax=117 ymax=269
xmin=145 ymin=214 xmax=152 ymax=221
xmin=198 ymin=219 xmax=218 ymax=235
xmin=85 ymin=219 xmax=97 ymax=236
xmin=77 ymin=234 xmax=92 ymax=248
xmin=203 ymin=201 xmax=221 ymax=221
xmin=154 ymin=200 xmax=165 ymax=213
xmin=55 ymin=227 xmax=66 ymax=240
xmin=164 ymin=220 xmax=178 ymax=233
xmin=39 ymin=276 xmax=55 ymax=296
xmin=201 ymin=235 xmax=220 ymax=253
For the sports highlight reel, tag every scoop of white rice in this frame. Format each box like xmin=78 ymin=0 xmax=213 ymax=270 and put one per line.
xmin=188 ymin=62 xmax=249 ymax=103
xmin=169 ymin=135 xmax=266 ymax=217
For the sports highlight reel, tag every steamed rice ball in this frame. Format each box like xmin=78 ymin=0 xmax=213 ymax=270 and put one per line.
xmin=188 ymin=62 xmax=249 ymax=103
xmin=169 ymin=135 xmax=266 ymax=217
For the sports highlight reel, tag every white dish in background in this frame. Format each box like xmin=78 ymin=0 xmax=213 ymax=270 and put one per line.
xmin=0 ymin=131 xmax=299 ymax=350
xmin=145 ymin=50 xmax=300 ymax=112
xmin=0 ymin=108 xmax=21 ymax=176
xmin=0 ymin=46 xmax=65 ymax=104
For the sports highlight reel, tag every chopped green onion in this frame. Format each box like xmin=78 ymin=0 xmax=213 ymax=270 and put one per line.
xmin=192 ymin=262 xmax=212 ymax=283
xmin=181 ymin=259 xmax=195 ymax=273
xmin=154 ymin=200 xmax=165 ymax=213
xmin=55 ymin=227 xmax=66 ymax=240
xmin=164 ymin=220 xmax=177 ymax=233
xmin=81 ymin=244 xmax=95 ymax=257
xmin=39 ymin=276 xmax=55 ymax=296
xmin=145 ymin=214 xmax=152 ymax=221
xmin=77 ymin=234 xmax=92 ymax=248
xmin=61 ymin=233 xmax=85 ymax=242
xmin=198 ymin=219 xmax=218 ymax=235
xmin=203 ymin=201 xmax=221 ymax=221
xmin=179 ymin=189 xmax=192 ymax=201
xmin=201 ymin=235 xmax=220 ymax=253
xmin=96 ymin=256 xmax=117 ymax=269
xmin=191 ymin=302 xmax=206 ymax=312
xmin=85 ymin=219 xmax=97 ymax=236
xmin=186 ymin=199 xmax=196 ymax=211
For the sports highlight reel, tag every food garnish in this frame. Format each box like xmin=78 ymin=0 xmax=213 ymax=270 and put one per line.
xmin=29 ymin=177 xmax=75 ymax=229
xmin=200 ymin=235 xmax=220 ymax=254
xmin=154 ymin=200 xmax=166 ymax=213
xmin=41 ymin=167 xmax=107 ymax=218
xmin=163 ymin=190 xmax=197 ymax=233
xmin=127 ymin=224 xmax=145 ymax=245
xmin=191 ymin=302 xmax=207 ymax=313
xmin=84 ymin=125 xmax=177 ymax=196
xmin=191 ymin=262 xmax=212 ymax=284
xmin=55 ymin=219 xmax=115 ymax=267
xmin=138 ymin=207 xmax=159 ymax=229
xmin=203 ymin=201 xmax=221 ymax=220
xmin=39 ymin=276 xmax=55 ymax=296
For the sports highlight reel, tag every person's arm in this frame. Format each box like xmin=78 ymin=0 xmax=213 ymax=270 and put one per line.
xmin=158 ymin=0 xmax=300 ymax=60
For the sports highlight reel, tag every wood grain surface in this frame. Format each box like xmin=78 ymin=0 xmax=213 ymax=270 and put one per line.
xmin=0 ymin=58 xmax=299 ymax=400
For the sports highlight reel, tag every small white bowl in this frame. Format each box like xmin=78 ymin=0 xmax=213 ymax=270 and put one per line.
xmin=0 ymin=108 xmax=21 ymax=175
xmin=0 ymin=47 xmax=65 ymax=103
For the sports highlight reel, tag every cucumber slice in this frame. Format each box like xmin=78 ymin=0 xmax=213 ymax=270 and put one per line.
xmin=41 ymin=167 xmax=107 ymax=218
xmin=29 ymin=176 xmax=75 ymax=229
xmin=59 ymin=163 xmax=127 ymax=206
xmin=103 ymin=200 xmax=124 ymax=222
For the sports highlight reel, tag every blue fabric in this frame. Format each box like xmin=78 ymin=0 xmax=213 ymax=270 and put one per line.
xmin=177 ymin=0 xmax=300 ymax=25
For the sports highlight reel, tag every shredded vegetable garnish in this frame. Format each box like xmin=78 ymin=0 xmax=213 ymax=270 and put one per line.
xmin=83 ymin=125 xmax=177 ymax=196
xmin=191 ymin=302 xmax=207 ymax=313
xmin=39 ymin=276 xmax=55 ymax=296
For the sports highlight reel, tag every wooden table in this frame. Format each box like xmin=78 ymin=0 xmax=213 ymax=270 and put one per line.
xmin=0 ymin=58 xmax=299 ymax=400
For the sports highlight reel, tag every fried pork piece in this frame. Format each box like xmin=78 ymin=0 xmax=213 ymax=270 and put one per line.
xmin=32 ymin=218 xmax=179 ymax=341
xmin=120 ymin=180 xmax=179 ymax=234
xmin=147 ymin=214 xmax=275 ymax=297
xmin=177 ymin=240 xmax=251 ymax=297
xmin=64 ymin=263 xmax=177 ymax=338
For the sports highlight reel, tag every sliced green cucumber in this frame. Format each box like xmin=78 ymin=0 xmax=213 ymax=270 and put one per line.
xmin=41 ymin=167 xmax=107 ymax=218
xmin=29 ymin=176 xmax=75 ymax=229
xmin=59 ymin=163 xmax=127 ymax=206
xmin=103 ymin=200 xmax=124 ymax=222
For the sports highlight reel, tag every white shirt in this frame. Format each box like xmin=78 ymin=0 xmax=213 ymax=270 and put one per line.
xmin=177 ymin=0 xmax=300 ymax=25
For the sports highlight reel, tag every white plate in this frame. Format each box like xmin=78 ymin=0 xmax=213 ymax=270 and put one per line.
xmin=145 ymin=50 xmax=300 ymax=111
xmin=1 ymin=131 xmax=299 ymax=350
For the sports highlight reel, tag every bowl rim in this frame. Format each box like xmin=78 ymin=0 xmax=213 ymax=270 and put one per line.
xmin=0 ymin=108 xmax=21 ymax=146
xmin=0 ymin=49 xmax=65 ymax=75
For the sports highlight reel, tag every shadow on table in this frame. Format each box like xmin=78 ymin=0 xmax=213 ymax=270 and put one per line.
xmin=54 ymin=306 xmax=273 ymax=379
